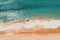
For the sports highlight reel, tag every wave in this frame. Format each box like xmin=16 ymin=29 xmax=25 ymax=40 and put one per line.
xmin=0 ymin=0 xmax=60 ymax=11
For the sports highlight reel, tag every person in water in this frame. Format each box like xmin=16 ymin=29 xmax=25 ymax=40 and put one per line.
xmin=25 ymin=18 xmax=29 ymax=22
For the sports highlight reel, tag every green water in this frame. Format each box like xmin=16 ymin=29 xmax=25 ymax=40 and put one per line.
xmin=0 ymin=0 xmax=60 ymax=22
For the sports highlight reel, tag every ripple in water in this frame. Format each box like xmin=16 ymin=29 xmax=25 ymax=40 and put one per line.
xmin=0 ymin=10 xmax=23 ymax=23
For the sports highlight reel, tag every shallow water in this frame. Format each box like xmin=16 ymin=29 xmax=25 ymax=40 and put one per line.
xmin=0 ymin=0 xmax=60 ymax=22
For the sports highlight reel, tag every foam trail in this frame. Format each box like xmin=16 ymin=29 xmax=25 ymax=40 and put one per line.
xmin=0 ymin=0 xmax=15 ymax=4
xmin=0 ymin=11 xmax=23 ymax=22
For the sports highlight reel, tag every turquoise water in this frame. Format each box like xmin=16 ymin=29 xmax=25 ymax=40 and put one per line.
xmin=0 ymin=0 xmax=60 ymax=22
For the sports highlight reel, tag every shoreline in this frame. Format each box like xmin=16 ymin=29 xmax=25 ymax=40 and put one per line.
xmin=0 ymin=19 xmax=60 ymax=35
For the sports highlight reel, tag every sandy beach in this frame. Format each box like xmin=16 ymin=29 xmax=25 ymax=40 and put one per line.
xmin=0 ymin=34 xmax=60 ymax=40
xmin=0 ymin=19 xmax=60 ymax=40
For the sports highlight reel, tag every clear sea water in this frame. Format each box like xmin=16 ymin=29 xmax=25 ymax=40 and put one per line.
xmin=0 ymin=0 xmax=60 ymax=22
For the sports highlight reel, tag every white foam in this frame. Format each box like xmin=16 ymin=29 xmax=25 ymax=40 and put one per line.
xmin=0 ymin=0 xmax=15 ymax=4
xmin=24 ymin=20 xmax=60 ymax=28
xmin=0 ymin=19 xmax=60 ymax=31
xmin=4 ymin=23 xmax=24 ymax=32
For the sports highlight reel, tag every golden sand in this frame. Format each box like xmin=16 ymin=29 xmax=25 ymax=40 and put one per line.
xmin=0 ymin=34 xmax=60 ymax=40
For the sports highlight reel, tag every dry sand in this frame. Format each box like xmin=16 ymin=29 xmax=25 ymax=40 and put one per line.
xmin=0 ymin=33 xmax=60 ymax=40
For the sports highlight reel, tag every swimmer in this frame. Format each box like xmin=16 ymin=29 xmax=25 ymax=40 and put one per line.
xmin=25 ymin=18 xmax=30 ymax=22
